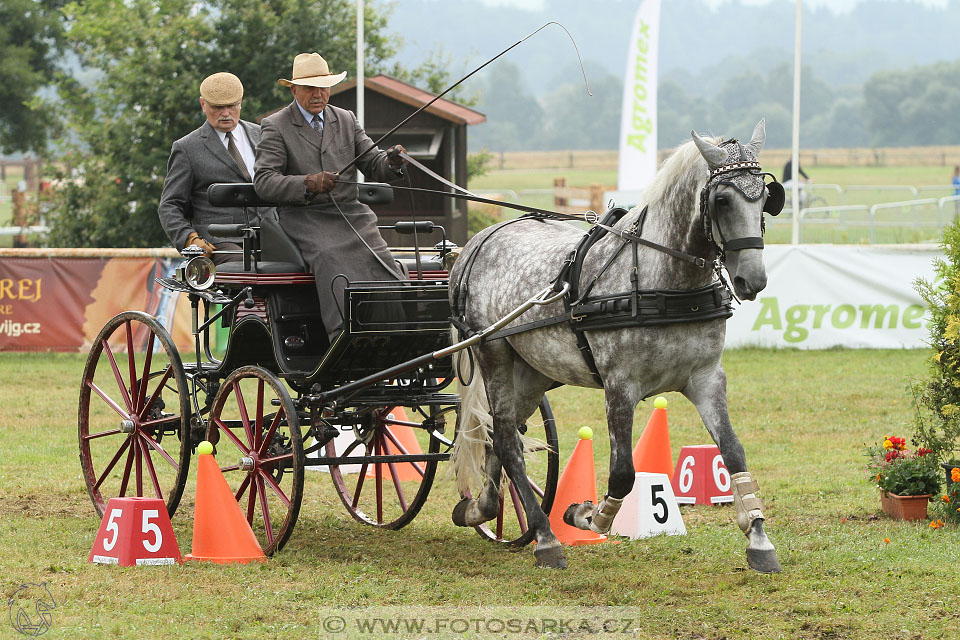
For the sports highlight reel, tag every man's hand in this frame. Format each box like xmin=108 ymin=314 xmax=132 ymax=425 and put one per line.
xmin=305 ymin=171 xmax=337 ymax=194
xmin=386 ymin=144 xmax=408 ymax=170
xmin=185 ymin=232 xmax=215 ymax=257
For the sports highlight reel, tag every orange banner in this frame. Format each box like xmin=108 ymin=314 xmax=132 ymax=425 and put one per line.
xmin=0 ymin=256 xmax=193 ymax=352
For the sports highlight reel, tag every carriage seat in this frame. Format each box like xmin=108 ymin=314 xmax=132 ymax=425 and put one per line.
xmin=206 ymin=182 xmax=445 ymax=275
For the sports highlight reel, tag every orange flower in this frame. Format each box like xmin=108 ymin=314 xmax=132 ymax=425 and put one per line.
xmin=951 ymin=467 xmax=960 ymax=483
xmin=929 ymin=519 xmax=944 ymax=529
xmin=942 ymin=495 xmax=952 ymax=503
xmin=883 ymin=537 xmax=891 ymax=544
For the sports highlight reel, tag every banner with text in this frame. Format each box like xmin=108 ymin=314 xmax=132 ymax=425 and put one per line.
xmin=0 ymin=257 xmax=193 ymax=352
xmin=725 ymin=245 xmax=940 ymax=349
xmin=617 ymin=0 xmax=660 ymax=191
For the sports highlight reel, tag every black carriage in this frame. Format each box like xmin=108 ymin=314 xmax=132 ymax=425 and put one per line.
xmin=77 ymin=183 xmax=558 ymax=554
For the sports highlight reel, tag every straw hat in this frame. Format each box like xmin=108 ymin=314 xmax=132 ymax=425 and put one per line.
xmin=278 ymin=53 xmax=347 ymax=88
xmin=199 ymin=72 xmax=243 ymax=105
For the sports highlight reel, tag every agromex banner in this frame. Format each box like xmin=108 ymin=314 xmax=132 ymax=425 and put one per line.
xmin=725 ymin=245 xmax=940 ymax=349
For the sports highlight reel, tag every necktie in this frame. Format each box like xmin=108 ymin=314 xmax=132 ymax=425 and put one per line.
xmin=225 ymin=130 xmax=251 ymax=182
xmin=312 ymin=114 xmax=323 ymax=134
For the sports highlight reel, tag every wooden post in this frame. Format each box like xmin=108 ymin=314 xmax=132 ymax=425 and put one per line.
xmin=589 ymin=183 xmax=605 ymax=214
xmin=12 ymin=189 xmax=28 ymax=248
xmin=554 ymin=178 xmax=567 ymax=210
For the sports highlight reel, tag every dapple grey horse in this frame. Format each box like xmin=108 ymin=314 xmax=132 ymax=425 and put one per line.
xmin=449 ymin=120 xmax=782 ymax=573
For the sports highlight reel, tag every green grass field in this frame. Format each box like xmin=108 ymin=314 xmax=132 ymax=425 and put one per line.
xmin=2 ymin=348 xmax=959 ymax=639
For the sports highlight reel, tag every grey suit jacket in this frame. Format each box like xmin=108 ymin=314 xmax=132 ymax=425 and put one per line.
xmin=253 ymin=101 xmax=400 ymax=208
xmin=158 ymin=120 xmax=276 ymax=251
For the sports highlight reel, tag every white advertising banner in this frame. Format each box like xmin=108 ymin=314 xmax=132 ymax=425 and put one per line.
xmin=724 ymin=245 xmax=941 ymax=349
xmin=617 ymin=0 xmax=660 ymax=192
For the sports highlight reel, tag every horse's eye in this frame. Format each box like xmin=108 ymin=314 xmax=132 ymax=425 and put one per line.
xmin=715 ymin=194 xmax=730 ymax=209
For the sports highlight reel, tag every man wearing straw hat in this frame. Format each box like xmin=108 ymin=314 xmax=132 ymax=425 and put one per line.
xmin=254 ymin=52 xmax=408 ymax=340
xmin=159 ymin=72 xmax=276 ymax=264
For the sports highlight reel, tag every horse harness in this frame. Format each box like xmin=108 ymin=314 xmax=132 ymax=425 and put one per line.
xmin=450 ymin=140 xmax=784 ymax=386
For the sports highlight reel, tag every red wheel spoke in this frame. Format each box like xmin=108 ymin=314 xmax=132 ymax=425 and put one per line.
xmin=102 ymin=339 xmax=133 ymax=412
xmin=375 ymin=433 xmax=384 ymax=524
xmin=139 ymin=432 xmax=179 ymax=470
xmin=387 ymin=461 xmax=408 ymax=512
xmin=259 ymin=452 xmax=293 ymax=466
xmin=261 ymin=471 xmax=291 ymax=507
xmin=138 ymin=366 xmax=173 ymax=420
xmin=234 ymin=474 xmax=251 ymax=501
xmin=124 ymin=320 xmax=139 ymax=410
xmin=383 ymin=426 xmax=425 ymax=478
xmin=141 ymin=438 xmax=163 ymax=499
xmin=246 ymin=473 xmax=257 ymax=524
xmin=508 ymin=482 xmax=527 ymax=532
xmin=257 ymin=409 xmax=284 ymax=457
xmin=138 ymin=414 xmax=182 ymax=430
xmin=83 ymin=427 xmax=122 ymax=441
xmin=118 ymin=438 xmax=136 ymax=497
xmin=88 ymin=381 xmax=130 ymax=419
xmin=256 ymin=474 xmax=275 ymax=548
xmin=255 ymin=381 xmax=264 ymax=451
xmin=528 ymin=478 xmax=545 ymax=499
xmin=233 ymin=382 xmax=254 ymax=447
xmin=213 ymin=417 xmax=251 ymax=454
xmin=136 ymin=332 xmax=155 ymax=414
xmin=352 ymin=462 xmax=369 ymax=509
xmin=94 ymin=437 xmax=132 ymax=490
xmin=135 ymin=437 xmax=143 ymax=496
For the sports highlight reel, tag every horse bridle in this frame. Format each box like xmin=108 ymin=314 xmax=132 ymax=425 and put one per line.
xmin=698 ymin=140 xmax=785 ymax=259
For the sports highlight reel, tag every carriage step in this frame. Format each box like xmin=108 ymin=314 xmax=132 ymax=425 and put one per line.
xmin=304 ymin=452 xmax=451 ymax=467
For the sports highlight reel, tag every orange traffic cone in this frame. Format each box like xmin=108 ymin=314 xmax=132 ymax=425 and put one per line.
xmin=631 ymin=396 xmax=674 ymax=476
xmin=365 ymin=407 xmax=424 ymax=482
xmin=185 ymin=442 xmax=266 ymax=564
xmin=547 ymin=427 xmax=607 ymax=546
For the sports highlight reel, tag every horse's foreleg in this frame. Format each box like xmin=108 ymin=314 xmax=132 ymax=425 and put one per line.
xmin=684 ymin=366 xmax=782 ymax=574
xmin=564 ymin=384 xmax=637 ymax=535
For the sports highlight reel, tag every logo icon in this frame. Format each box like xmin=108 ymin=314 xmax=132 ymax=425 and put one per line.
xmin=8 ymin=582 xmax=56 ymax=637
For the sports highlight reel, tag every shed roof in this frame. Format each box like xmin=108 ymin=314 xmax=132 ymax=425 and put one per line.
xmin=330 ymin=74 xmax=486 ymax=126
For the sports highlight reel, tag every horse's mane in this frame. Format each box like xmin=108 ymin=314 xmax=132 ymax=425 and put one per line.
xmin=639 ymin=135 xmax=720 ymax=214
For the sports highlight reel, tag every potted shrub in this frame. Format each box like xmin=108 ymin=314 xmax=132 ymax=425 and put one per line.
xmin=864 ymin=435 xmax=941 ymax=520
xmin=914 ymin=221 xmax=960 ymax=477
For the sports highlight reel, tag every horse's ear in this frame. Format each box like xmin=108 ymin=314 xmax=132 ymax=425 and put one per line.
xmin=745 ymin=118 xmax=766 ymax=157
xmin=691 ymin=130 xmax=728 ymax=169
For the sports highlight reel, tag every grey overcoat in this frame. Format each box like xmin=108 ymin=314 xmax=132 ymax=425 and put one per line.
xmin=158 ymin=120 xmax=276 ymax=251
xmin=254 ymin=101 xmax=405 ymax=335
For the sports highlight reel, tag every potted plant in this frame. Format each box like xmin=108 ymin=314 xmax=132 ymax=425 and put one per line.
xmin=913 ymin=221 xmax=960 ymax=477
xmin=864 ymin=435 xmax=941 ymax=520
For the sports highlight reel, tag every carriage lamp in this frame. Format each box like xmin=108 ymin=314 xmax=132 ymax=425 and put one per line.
xmin=175 ymin=246 xmax=216 ymax=291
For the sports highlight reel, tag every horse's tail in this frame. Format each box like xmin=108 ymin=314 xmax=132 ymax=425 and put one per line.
xmin=450 ymin=331 xmax=492 ymax=496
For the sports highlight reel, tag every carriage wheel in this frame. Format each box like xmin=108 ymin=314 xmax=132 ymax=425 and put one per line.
xmin=325 ymin=404 xmax=449 ymax=529
xmin=206 ymin=366 xmax=304 ymax=555
xmin=78 ymin=311 xmax=191 ymax=518
xmin=472 ymin=395 xmax=559 ymax=547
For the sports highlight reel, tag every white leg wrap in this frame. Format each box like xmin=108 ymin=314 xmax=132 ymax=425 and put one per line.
xmin=588 ymin=496 xmax=624 ymax=534
xmin=731 ymin=472 xmax=765 ymax=535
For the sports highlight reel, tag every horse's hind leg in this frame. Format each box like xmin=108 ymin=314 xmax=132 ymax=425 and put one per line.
xmin=684 ymin=365 xmax=782 ymax=574
xmin=452 ymin=443 xmax=503 ymax=527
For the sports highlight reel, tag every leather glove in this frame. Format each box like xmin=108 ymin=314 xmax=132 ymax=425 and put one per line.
xmin=304 ymin=171 xmax=337 ymax=194
xmin=185 ymin=232 xmax=215 ymax=257
xmin=386 ymin=144 xmax=408 ymax=170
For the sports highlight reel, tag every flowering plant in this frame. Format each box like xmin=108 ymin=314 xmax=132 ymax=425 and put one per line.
xmin=864 ymin=435 xmax=941 ymax=497
xmin=933 ymin=467 xmax=960 ymax=525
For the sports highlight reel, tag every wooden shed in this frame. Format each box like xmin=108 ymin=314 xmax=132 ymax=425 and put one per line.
xmin=328 ymin=75 xmax=485 ymax=246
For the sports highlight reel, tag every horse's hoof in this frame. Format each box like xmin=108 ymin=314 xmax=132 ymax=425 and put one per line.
xmin=562 ymin=501 xmax=594 ymax=530
xmin=746 ymin=548 xmax=782 ymax=574
xmin=534 ymin=541 xmax=567 ymax=569
xmin=451 ymin=498 xmax=473 ymax=527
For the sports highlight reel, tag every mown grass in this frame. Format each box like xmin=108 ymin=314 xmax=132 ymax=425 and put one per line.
xmin=2 ymin=349 xmax=959 ymax=639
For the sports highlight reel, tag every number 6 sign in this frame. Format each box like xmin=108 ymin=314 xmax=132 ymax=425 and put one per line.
xmin=89 ymin=497 xmax=181 ymax=566
xmin=671 ymin=445 xmax=734 ymax=505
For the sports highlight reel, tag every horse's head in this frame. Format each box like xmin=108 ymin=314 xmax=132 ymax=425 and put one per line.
xmin=691 ymin=119 xmax=783 ymax=301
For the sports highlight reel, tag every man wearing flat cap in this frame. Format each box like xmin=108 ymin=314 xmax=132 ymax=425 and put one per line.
xmin=254 ymin=52 xmax=408 ymax=340
xmin=159 ymin=72 xmax=276 ymax=263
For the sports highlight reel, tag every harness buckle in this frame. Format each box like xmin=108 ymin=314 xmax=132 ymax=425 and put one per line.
xmin=694 ymin=257 xmax=707 ymax=268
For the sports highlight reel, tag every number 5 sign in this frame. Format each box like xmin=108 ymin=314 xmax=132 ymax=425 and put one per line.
xmin=671 ymin=445 xmax=733 ymax=505
xmin=610 ymin=472 xmax=686 ymax=539
xmin=89 ymin=497 xmax=181 ymax=566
